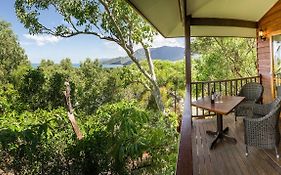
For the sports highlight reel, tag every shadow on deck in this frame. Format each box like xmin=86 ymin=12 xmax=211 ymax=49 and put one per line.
xmin=192 ymin=113 xmax=281 ymax=175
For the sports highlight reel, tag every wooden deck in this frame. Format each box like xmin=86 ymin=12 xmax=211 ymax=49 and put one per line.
xmin=192 ymin=113 xmax=281 ymax=175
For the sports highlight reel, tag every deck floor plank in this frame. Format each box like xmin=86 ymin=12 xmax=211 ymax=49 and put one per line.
xmin=192 ymin=124 xmax=199 ymax=175
xmin=201 ymin=121 xmax=215 ymax=175
xmin=203 ymin=119 xmax=227 ymax=175
xmin=197 ymin=119 xmax=208 ymax=175
xmin=192 ymin=114 xmax=281 ymax=175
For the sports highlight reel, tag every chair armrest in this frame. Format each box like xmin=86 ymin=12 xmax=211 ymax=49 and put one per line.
xmin=244 ymin=115 xmax=264 ymax=124
xmin=243 ymin=115 xmax=275 ymax=138
xmin=244 ymin=106 xmax=279 ymax=128
xmin=252 ymin=103 xmax=271 ymax=116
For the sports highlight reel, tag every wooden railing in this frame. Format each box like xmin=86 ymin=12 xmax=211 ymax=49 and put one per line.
xmin=191 ymin=75 xmax=261 ymax=117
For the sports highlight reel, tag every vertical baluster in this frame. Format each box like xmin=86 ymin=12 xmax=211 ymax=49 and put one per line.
xmin=208 ymin=82 xmax=211 ymax=116
xmin=219 ymin=81 xmax=222 ymax=94
xmin=230 ymin=80 xmax=233 ymax=95
xmin=276 ymin=74 xmax=277 ymax=86
xmin=225 ymin=81 xmax=228 ymax=95
xmin=235 ymin=80 xmax=238 ymax=95
xmin=202 ymin=83 xmax=204 ymax=116
xmin=196 ymin=83 xmax=198 ymax=116
xmin=201 ymin=83 xmax=204 ymax=98
xmin=276 ymin=74 xmax=280 ymax=86
xmin=208 ymin=82 xmax=210 ymax=96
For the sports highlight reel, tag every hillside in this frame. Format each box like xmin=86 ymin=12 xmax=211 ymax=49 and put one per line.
xmin=101 ymin=46 xmax=184 ymax=65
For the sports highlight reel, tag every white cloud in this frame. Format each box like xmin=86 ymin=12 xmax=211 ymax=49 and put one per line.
xmin=151 ymin=35 xmax=184 ymax=48
xmin=133 ymin=35 xmax=184 ymax=50
xmin=23 ymin=34 xmax=62 ymax=46
xmin=103 ymin=41 xmax=126 ymax=56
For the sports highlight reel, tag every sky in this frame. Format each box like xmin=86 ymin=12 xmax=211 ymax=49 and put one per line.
xmin=0 ymin=0 xmax=184 ymax=63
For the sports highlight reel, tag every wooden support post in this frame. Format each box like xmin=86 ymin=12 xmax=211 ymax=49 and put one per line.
xmin=176 ymin=12 xmax=193 ymax=174
xmin=64 ymin=81 xmax=83 ymax=140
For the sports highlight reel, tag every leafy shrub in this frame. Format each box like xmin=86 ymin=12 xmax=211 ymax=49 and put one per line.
xmin=0 ymin=108 xmax=75 ymax=174
xmin=0 ymin=102 xmax=178 ymax=174
xmin=0 ymin=84 xmax=22 ymax=113
xmin=18 ymin=69 xmax=46 ymax=110
xmin=68 ymin=101 xmax=179 ymax=174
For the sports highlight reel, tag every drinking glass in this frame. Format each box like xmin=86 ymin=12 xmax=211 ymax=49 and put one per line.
xmin=216 ymin=91 xmax=223 ymax=103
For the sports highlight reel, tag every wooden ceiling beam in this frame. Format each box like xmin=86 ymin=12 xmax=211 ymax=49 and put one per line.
xmin=191 ymin=18 xmax=258 ymax=28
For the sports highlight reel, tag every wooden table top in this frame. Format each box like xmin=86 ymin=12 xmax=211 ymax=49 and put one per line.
xmin=192 ymin=96 xmax=245 ymax=115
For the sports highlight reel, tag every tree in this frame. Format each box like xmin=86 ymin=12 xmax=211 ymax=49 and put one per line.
xmin=76 ymin=59 xmax=121 ymax=114
xmin=191 ymin=37 xmax=257 ymax=81
xmin=18 ymin=69 xmax=46 ymax=110
xmin=0 ymin=20 xmax=29 ymax=83
xmin=15 ymin=0 xmax=165 ymax=112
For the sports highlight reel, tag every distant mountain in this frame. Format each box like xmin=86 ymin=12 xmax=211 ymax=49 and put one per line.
xmin=101 ymin=46 xmax=184 ymax=65
xmin=150 ymin=46 xmax=185 ymax=61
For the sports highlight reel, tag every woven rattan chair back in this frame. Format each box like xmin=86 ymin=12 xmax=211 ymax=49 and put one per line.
xmin=239 ymin=82 xmax=263 ymax=102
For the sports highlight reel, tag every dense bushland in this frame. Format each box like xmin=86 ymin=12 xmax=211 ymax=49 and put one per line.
xmin=0 ymin=59 xmax=181 ymax=175
xmin=0 ymin=18 xmax=258 ymax=174
xmin=0 ymin=102 xmax=178 ymax=175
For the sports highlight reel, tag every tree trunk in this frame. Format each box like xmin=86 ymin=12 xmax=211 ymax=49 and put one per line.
xmin=151 ymin=82 xmax=165 ymax=112
xmin=121 ymin=43 xmax=165 ymax=113
xmin=143 ymin=47 xmax=165 ymax=113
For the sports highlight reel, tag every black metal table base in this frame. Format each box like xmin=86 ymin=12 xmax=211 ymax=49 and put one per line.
xmin=206 ymin=114 xmax=237 ymax=149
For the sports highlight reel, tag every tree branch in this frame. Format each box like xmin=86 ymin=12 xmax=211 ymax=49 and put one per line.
xmin=132 ymin=79 xmax=151 ymax=91
xmin=98 ymin=0 xmax=126 ymax=47
xmin=213 ymin=38 xmax=243 ymax=77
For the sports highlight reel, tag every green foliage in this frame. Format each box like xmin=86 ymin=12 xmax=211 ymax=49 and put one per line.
xmin=76 ymin=59 xmax=122 ymax=114
xmin=15 ymin=0 xmax=156 ymax=47
xmin=0 ymin=102 xmax=178 ymax=175
xmin=0 ymin=84 xmax=21 ymax=113
xmin=47 ymin=72 xmax=68 ymax=108
xmin=18 ymin=69 xmax=46 ymax=110
xmin=14 ymin=0 xmax=166 ymax=113
xmin=116 ymin=60 xmax=186 ymax=113
xmin=191 ymin=37 xmax=257 ymax=81
xmin=0 ymin=15 xmax=259 ymax=174
xmin=0 ymin=20 xmax=29 ymax=83
xmin=0 ymin=108 xmax=74 ymax=174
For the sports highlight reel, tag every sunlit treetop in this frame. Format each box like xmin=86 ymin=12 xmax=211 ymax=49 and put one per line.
xmin=15 ymin=0 xmax=157 ymax=49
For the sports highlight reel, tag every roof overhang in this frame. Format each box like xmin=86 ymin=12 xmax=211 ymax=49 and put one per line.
xmin=127 ymin=0 xmax=279 ymax=38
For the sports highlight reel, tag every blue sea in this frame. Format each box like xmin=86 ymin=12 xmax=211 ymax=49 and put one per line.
xmin=31 ymin=63 xmax=123 ymax=69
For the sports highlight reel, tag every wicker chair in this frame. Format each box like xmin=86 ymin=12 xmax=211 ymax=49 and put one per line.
xmin=243 ymin=97 xmax=281 ymax=158
xmin=235 ymin=82 xmax=263 ymax=121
